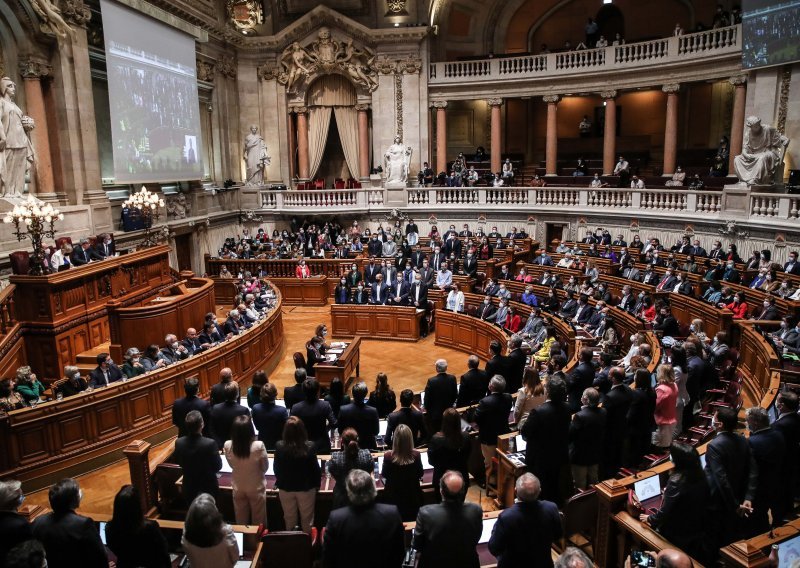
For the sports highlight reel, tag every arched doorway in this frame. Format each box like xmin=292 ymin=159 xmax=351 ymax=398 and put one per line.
xmin=305 ymin=75 xmax=361 ymax=186
xmin=595 ymin=4 xmax=624 ymax=43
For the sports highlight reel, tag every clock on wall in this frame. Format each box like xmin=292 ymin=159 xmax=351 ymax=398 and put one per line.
xmin=227 ymin=0 xmax=264 ymax=34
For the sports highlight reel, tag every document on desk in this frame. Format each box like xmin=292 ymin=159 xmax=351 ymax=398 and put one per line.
xmin=479 ymin=518 xmax=498 ymax=544
xmin=420 ymin=451 xmax=433 ymax=470
xmin=327 ymin=349 xmax=344 ymax=355
xmin=220 ymin=456 xmax=233 ymax=473
xmin=379 ymin=419 xmax=388 ymax=436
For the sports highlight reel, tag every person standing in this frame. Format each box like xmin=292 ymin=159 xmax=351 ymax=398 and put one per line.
xmin=338 ymin=382 xmax=380 ymax=450
xmin=488 ymin=473 xmax=562 ymax=568
xmin=423 ymin=359 xmax=458 ymax=434
xmin=0 ymin=480 xmax=32 ymax=563
xmin=274 ymin=417 xmax=321 ymax=533
xmin=210 ymin=382 xmax=251 ymax=449
xmin=745 ymin=407 xmax=785 ymax=536
xmin=291 ymin=378 xmax=337 ymax=454
xmin=773 ymin=391 xmax=800 ymax=524
xmin=224 ymin=415 xmax=269 ymax=526
xmin=601 ymin=367 xmax=632 ymax=478
xmin=428 ymin=408 xmax=471 ymax=499
xmin=328 ymin=428 xmax=374 ymax=509
xmin=251 ymin=383 xmax=288 ymax=451
xmin=475 ymin=376 xmax=513 ymax=488
xmin=386 ymin=389 xmax=427 ymax=447
xmin=106 ymin=485 xmax=170 ymax=568
xmin=569 ymin=388 xmax=606 ymax=491
xmin=381 ymin=424 xmax=424 ymax=522
xmin=172 ymin=377 xmax=211 ymax=438
xmin=173 ymin=410 xmax=222 ymax=504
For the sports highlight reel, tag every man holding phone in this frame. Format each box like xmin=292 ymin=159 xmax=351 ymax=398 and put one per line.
xmin=625 ymin=549 xmax=692 ymax=568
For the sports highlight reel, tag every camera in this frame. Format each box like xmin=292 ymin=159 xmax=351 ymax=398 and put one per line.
xmin=631 ymin=551 xmax=656 ymax=567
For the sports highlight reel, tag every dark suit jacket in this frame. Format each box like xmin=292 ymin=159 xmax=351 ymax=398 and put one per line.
xmin=457 ymin=369 xmax=489 ymax=407
xmin=413 ymin=501 xmax=483 ymax=568
xmin=411 ymin=251 xmax=426 ymax=268
xmin=754 ymin=306 xmax=780 ymax=321
xmin=569 ymin=406 xmax=607 ymax=465
xmin=705 ymin=431 xmax=758 ymax=511
xmin=171 ymin=395 xmax=211 ymax=437
xmin=223 ymin=317 xmax=243 ymax=336
xmin=174 ymin=433 xmax=222 ymax=501
xmin=462 ymin=258 xmax=478 ymax=277
xmin=0 ymin=510 xmax=33 ymax=563
xmin=386 ymin=407 xmax=427 ymax=446
xmin=488 ymin=500 xmax=562 ymax=568
xmin=181 ymin=337 xmax=204 ymax=356
xmin=408 ymin=282 xmax=429 ymax=307
xmin=291 ymin=399 xmax=337 ymax=453
xmin=32 ymin=511 xmax=107 ymax=568
xmin=522 ymin=401 xmax=571 ymax=471
xmin=364 ymin=264 xmax=381 ymax=283
xmin=251 ymin=401 xmax=288 ymax=450
xmin=283 ymin=383 xmax=305 ymax=410
xmin=485 ymin=355 xmax=508 ymax=382
xmin=559 ymin=299 xmax=578 ymax=319
xmin=337 ymin=401 xmax=380 ymax=449
xmin=70 ymin=246 xmax=103 ymax=266
xmin=653 ymin=315 xmax=681 ymax=337
xmin=324 ymin=503 xmax=405 ymax=568
xmin=505 ymin=349 xmax=527 ymax=393
xmin=748 ymin=427 xmax=785 ymax=511
xmin=389 ymin=280 xmax=410 ymax=304
xmin=773 ymin=412 xmax=800 ymax=501
xmin=209 ymin=381 xmax=228 ymax=406
xmin=371 ymin=283 xmax=390 ymax=304
xmin=424 ymin=373 xmax=458 ymax=422
xmin=784 ymin=261 xmax=800 ymax=275
xmin=210 ymin=401 xmax=251 ymax=448
xmin=88 ymin=364 xmax=123 ymax=388
xmin=475 ymin=392 xmax=512 ymax=445
xmin=567 ymin=362 xmax=596 ymax=413
xmin=350 ymin=288 xmax=369 ymax=304
xmin=686 ymin=356 xmax=712 ymax=401
xmin=95 ymin=240 xmax=116 ymax=258
xmin=647 ymin=475 xmax=710 ymax=556
xmin=476 ymin=302 xmax=497 ymax=321
xmin=574 ymin=304 xmax=594 ymax=324
xmin=602 ymin=384 xmax=633 ymax=468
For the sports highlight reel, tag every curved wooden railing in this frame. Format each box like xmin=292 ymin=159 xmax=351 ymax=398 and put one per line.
xmin=0 ymin=284 xmax=25 ymax=378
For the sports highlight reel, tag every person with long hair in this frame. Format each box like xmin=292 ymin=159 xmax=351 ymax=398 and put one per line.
xmin=427 ymin=408 xmax=471 ymax=501
xmin=367 ymin=373 xmax=396 ymax=418
xmin=641 ymin=443 xmax=710 ymax=563
xmin=627 ymin=369 xmax=657 ymax=466
xmin=247 ymin=370 xmax=268 ymax=409
xmin=514 ymin=369 xmax=546 ymax=429
xmin=224 ymin=415 xmax=268 ymax=526
xmin=273 ymin=416 xmax=321 ymax=533
xmin=670 ymin=345 xmax=690 ymax=436
xmin=324 ymin=377 xmax=351 ymax=416
xmin=380 ymin=424 xmax=423 ymax=521
xmin=182 ymin=494 xmax=239 ymax=568
xmin=106 ymin=485 xmax=170 ymax=568
xmin=653 ymin=365 xmax=679 ymax=451
xmin=328 ymin=428 xmax=374 ymax=509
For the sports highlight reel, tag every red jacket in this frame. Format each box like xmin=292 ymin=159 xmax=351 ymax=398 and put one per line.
xmin=505 ymin=314 xmax=522 ymax=333
xmin=296 ymin=264 xmax=311 ymax=278
xmin=724 ymin=300 xmax=748 ymax=319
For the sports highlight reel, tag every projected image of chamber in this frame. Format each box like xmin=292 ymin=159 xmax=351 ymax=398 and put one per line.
xmin=101 ymin=0 xmax=204 ymax=183
xmin=742 ymin=0 xmax=800 ymax=69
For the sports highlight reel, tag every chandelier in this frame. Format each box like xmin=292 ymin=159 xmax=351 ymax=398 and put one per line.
xmin=3 ymin=196 xmax=64 ymax=276
xmin=122 ymin=186 xmax=165 ymax=247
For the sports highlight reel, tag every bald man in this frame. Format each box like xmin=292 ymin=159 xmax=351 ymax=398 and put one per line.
xmin=621 ymin=549 xmax=692 ymax=568
xmin=412 ymin=471 xmax=482 ymax=568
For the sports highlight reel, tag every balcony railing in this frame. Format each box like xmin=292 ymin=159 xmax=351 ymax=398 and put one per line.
xmin=428 ymin=25 xmax=740 ymax=86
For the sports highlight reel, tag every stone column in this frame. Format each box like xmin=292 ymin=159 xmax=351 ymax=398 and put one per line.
xmin=601 ymin=90 xmax=618 ymax=175
xmin=18 ymin=58 xmax=55 ymax=200
xmin=295 ymin=107 xmax=310 ymax=181
xmin=433 ymin=101 xmax=448 ymax=174
xmin=729 ymin=76 xmax=747 ymax=174
xmin=356 ymin=104 xmax=371 ymax=180
xmin=543 ymin=95 xmax=560 ymax=176
xmin=488 ymin=98 xmax=504 ymax=174
xmin=662 ymin=83 xmax=680 ymax=176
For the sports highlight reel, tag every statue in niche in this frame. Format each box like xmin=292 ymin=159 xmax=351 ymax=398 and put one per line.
xmin=243 ymin=125 xmax=270 ymax=186
xmin=734 ymin=116 xmax=789 ymax=186
xmin=281 ymin=42 xmax=315 ymax=92
xmin=384 ymin=135 xmax=412 ymax=186
xmin=0 ymin=77 xmax=35 ymax=198
xmin=339 ymin=39 xmax=378 ymax=91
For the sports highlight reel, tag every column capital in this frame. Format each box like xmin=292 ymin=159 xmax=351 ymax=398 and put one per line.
xmin=729 ymin=75 xmax=748 ymax=87
xmin=289 ymin=106 xmax=309 ymax=115
xmin=257 ymin=63 xmax=280 ymax=82
xmin=662 ymin=83 xmax=680 ymax=94
xmin=431 ymin=101 xmax=448 ymax=109
xmin=542 ymin=94 xmax=561 ymax=104
xmin=354 ymin=103 xmax=371 ymax=112
xmin=18 ymin=58 xmax=52 ymax=79
xmin=486 ymin=98 xmax=504 ymax=107
xmin=599 ymin=90 xmax=618 ymax=100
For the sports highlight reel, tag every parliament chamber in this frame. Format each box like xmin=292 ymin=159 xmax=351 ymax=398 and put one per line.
xmin=2 ymin=0 xmax=800 ymax=567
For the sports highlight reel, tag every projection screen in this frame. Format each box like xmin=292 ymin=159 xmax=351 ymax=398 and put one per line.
xmin=100 ymin=0 xmax=204 ymax=183
xmin=742 ymin=0 xmax=800 ymax=69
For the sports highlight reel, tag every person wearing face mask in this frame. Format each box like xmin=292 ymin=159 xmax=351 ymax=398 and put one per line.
xmin=461 ymin=251 xmax=477 ymax=278
xmin=390 ymin=274 xmax=411 ymax=306
xmin=89 ymin=353 xmax=123 ymax=388
xmin=688 ymin=319 xmax=708 ymax=343
xmin=725 ymin=244 xmax=743 ymax=264
xmin=476 ymin=295 xmax=497 ymax=321
xmin=159 ymin=334 xmax=190 ymax=364
xmin=351 ymin=282 xmax=369 ymax=305
xmin=94 ymin=233 xmax=116 ymax=258
xmin=641 ymin=267 xmax=660 ymax=286
xmin=496 ymin=283 xmax=512 ymax=301
xmin=744 ymin=406 xmax=785 ymax=537
xmin=121 ymin=347 xmax=146 ymax=379
xmin=752 ymin=296 xmax=780 ymax=321
xmin=533 ymin=249 xmax=553 ymax=266
xmin=721 ymin=261 xmax=741 ymax=284
xmin=749 ymin=269 xmax=769 ymax=289
xmin=489 ymin=298 xmax=509 ymax=325
xmin=785 ymin=251 xmax=800 ymax=275
xmin=720 ymin=292 xmax=748 ymax=319
xmin=60 ymin=365 xmax=88 ymax=398
xmin=334 ymin=277 xmax=351 ymax=304
xmin=346 ymin=264 xmax=363 ymax=287
xmin=674 ymin=273 xmax=694 ymax=296
xmin=402 ymin=261 xmax=415 ymax=283
xmin=704 ymin=332 xmax=730 ymax=367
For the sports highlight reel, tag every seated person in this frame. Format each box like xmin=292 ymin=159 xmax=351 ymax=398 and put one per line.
xmin=688 ymin=174 xmax=706 ymax=189
xmin=121 ymin=348 xmax=146 ymax=379
xmin=59 ymin=366 xmax=88 ymax=398
xmin=573 ymin=158 xmax=588 ymax=176
xmin=529 ymin=174 xmax=546 ymax=187
xmin=70 ymin=238 xmax=103 ymax=266
xmin=0 ymin=377 xmax=26 ymax=411
xmin=589 ymin=173 xmax=607 ymax=188
xmin=89 ymin=353 xmax=123 ymax=388
xmin=417 ymin=162 xmax=434 ymax=186
xmin=502 ymin=158 xmax=514 ymax=179
xmin=664 ymin=166 xmax=686 ymax=187
xmin=158 ymin=334 xmax=190 ymax=364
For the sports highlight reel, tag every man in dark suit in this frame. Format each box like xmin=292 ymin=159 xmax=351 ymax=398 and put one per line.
xmin=423 ymin=359 xmax=458 ymax=434
xmin=159 ymin=333 xmax=190 ymax=364
xmin=291 ymin=378 xmax=337 ymax=453
xmin=370 ymin=274 xmax=390 ymax=305
xmin=31 ymin=478 xmax=107 ymax=568
xmin=705 ymin=407 xmax=758 ymax=548
xmin=522 ymin=376 xmax=571 ymax=506
xmin=367 ymin=235 xmax=383 ymax=257
xmin=413 ymin=471 xmax=483 ymax=568
xmin=173 ymin=410 xmax=222 ymax=502
xmin=88 ymin=352 xmax=123 ymax=388
xmin=569 ymin=388 xmax=607 ymax=490
xmin=653 ymin=305 xmax=681 ymax=337
xmin=655 ymin=269 xmax=677 ymax=291
xmin=559 ymin=292 xmax=578 ymax=319
xmin=251 ymin=383 xmax=288 ymax=450
xmin=408 ymin=274 xmax=428 ymax=308
xmin=567 ymin=348 xmax=597 ymax=414
xmin=349 ymin=284 xmax=368 ymax=305
xmin=430 ymin=248 xmax=445 ymax=276
xmin=388 ymin=273 xmax=410 ymax=305
xmin=461 ymin=252 xmax=478 ymax=277
xmin=456 ymin=355 xmax=489 ymax=407
xmin=419 ymin=259 xmax=435 ymax=287
xmin=0 ymin=479 xmax=33 ymax=563
xmin=785 ymin=251 xmax=800 ymax=275
xmin=684 ymin=343 xmax=711 ymax=429
xmin=198 ymin=322 xmax=223 ymax=348
xmin=324 ymin=470 xmax=404 ymax=568
xmin=410 ymin=248 xmax=426 ymax=269
xmin=338 ymin=382 xmax=380 ymax=449
xmin=284 ymin=368 xmax=306 ymax=410
xmin=222 ymin=309 xmax=244 ymax=336
xmin=94 ymin=233 xmax=116 ymax=258
xmin=386 ymin=389 xmax=427 ymax=446
xmin=484 ymin=340 xmax=508 ymax=382
xmin=172 ymin=377 xmax=211 ymax=437
xmin=364 ymin=258 xmax=380 ymax=284
xmin=745 ymin=406 xmax=785 ymax=536
xmin=572 ymin=294 xmax=594 ymax=325
xmin=210 ymin=367 xmax=234 ymax=406
xmin=504 ymin=335 xmax=527 ymax=393
xmin=773 ymin=391 xmax=800 ymax=523
xmin=181 ymin=327 xmax=205 ymax=356
xmin=476 ymin=296 xmax=498 ymax=321
xmin=753 ymin=297 xmax=780 ymax=321
xmin=488 ymin=473 xmax=562 ymax=568
xmin=210 ymin=382 xmax=251 ymax=448
xmin=475 ymin=375 xmax=513 ymax=484
xmin=601 ymin=367 xmax=632 ymax=478
xmin=70 ymin=238 xmax=103 ymax=266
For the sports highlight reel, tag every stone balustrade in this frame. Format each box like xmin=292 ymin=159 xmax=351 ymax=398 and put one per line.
xmin=428 ymin=25 xmax=740 ymax=90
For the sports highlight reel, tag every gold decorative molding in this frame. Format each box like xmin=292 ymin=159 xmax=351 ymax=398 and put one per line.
xmin=385 ymin=0 xmax=408 ymax=15
xmin=197 ymin=60 xmax=216 ymax=82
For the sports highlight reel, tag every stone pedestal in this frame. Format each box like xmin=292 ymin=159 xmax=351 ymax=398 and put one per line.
xmin=385 ymin=183 xmax=407 ymax=206
xmin=722 ymin=184 xmax=751 ymax=217
xmin=369 ymin=174 xmax=383 ymax=188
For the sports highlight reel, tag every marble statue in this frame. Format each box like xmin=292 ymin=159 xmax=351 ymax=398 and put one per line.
xmin=29 ymin=0 xmax=75 ymax=39
xmin=384 ymin=135 xmax=412 ymax=186
xmin=243 ymin=125 xmax=270 ymax=186
xmin=0 ymin=77 xmax=35 ymax=198
xmin=166 ymin=192 xmax=190 ymax=219
xmin=734 ymin=115 xmax=789 ymax=186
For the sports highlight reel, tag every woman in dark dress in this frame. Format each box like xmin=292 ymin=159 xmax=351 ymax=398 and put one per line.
xmin=367 ymin=373 xmax=397 ymax=418
xmin=381 ymin=424 xmax=423 ymax=521
xmin=106 ymin=485 xmax=170 ymax=568
xmin=642 ymin=442 xmax=711 ymax=564
xmin=324 ymin=377 xmax=350 ymax=417
xmin=328 ymin=428 xmax=374 ymax=509
xmin=428 ymin=408 xmax=471 ymax=502
xmin=626 ymin=369 xmax=656 ymax=467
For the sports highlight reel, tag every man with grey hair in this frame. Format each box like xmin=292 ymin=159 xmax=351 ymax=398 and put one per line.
xmin=323 ymin=469 xmax=404 ymax=568
xmin=70 ymin=238 xmax=102 ymax=266
xmin=745 ymin=405 xmax=785 ymax=536
xmin=457 ymin=355 xmax=490 ymax=407
xmin=475 ymin=375 xmax=512 ymax=488
xmin=569 ymin=387 xmax=607 ymax=490
xmin=338 ymin=381 xmax=379 ymax=449
xmin=0 ymin=479 xmax=32 ymax=561
xmin=555 ymin=547 xmax=593 ymax=568
xmin=423 ymin=359 xmax=457 ymax=434
xmin=413 ymin=471 xmax=482 ymax=568
xmin=488 ymin=473 xmax=561 ymax=567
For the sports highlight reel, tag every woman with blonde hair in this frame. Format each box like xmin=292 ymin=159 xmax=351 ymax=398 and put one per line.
xmin=224 ymin=415 xmax=268 ymax=526
xmin=653 ymin=364 xmax=679 ymax=450
xmin=380 ymin=424 xmax=423 ymax=521
xmin=513 ymin=369 xmax=545 ymax=429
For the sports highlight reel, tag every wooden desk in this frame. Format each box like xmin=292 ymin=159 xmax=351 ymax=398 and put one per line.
xmin=435 ymin=309 xmax=511 ymax=360
xmin=330 ymin=305 xmax=425 ymax=341
xmin=314 ymin=336 xmax=361 ymax=388
xmin=495 ymin=433 xmax=526 ymax=509
xmin=269 ymin=276 xmax=329 ymax=306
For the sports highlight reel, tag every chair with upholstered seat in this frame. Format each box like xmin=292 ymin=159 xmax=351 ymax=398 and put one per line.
xmin=559 ymin=488 xmax=598 ymax=554
xmin=261 ymin=530 xmax=316 ymax=568
xmin=9 ymin=251 xmax=30 ymax=275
